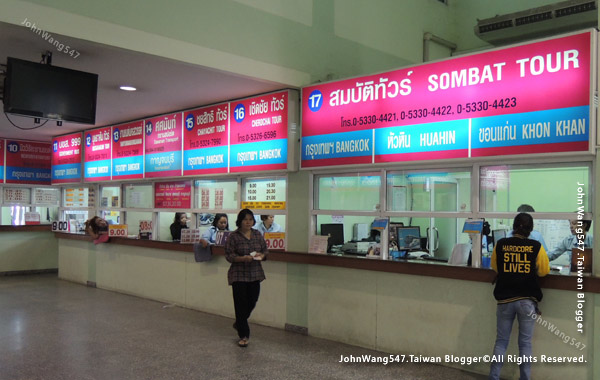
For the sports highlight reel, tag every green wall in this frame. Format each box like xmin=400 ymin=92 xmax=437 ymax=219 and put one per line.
xmin=0 ymin=231 xmax=58 ymax=272
xmin=2 ymin=0 xmax=569 ymax=86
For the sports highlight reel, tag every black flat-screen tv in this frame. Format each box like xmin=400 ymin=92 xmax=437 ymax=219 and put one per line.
xmin=320 ymin=223 xmax=344 ymax=252
xmin=3 ymin=57 xmax=98 ymax=124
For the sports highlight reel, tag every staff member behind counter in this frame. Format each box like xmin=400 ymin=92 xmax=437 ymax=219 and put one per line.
xmin=489 ymin=213 xmax=550 ymax=380
xmin=547 ymin=219 xmax=593 ymax=263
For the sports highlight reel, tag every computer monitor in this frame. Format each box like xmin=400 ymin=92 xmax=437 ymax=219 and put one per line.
xmin=396 ymin=226 xmax=421 ymax=251
xmin=320 ymin=224 xmax=344 ymax=252
xmin=492 ymin=229 xmax=507 ymax=244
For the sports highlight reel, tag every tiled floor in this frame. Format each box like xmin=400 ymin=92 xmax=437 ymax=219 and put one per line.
xmin=0 ymin=274 xmax=487 ymax=380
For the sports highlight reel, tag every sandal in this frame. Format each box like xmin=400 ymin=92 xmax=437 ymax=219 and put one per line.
xmin=238 ymin=338 xmax=248 ymax=347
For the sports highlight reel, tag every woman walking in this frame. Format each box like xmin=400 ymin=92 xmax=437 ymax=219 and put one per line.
xmin=225 ymin=209 xmax=268 ymax=347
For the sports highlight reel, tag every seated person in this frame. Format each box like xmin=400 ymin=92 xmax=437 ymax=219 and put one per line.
xmin=200 ymin=213 xmax=229 ymax=247
xmin=548 ymin=219 xmax=593 ymax=263
xmin=84 ymin=216 xmax=109 ymax=244
xmin=254 ymin=214 xmax=281 ymax=235
xmin=506 ymin=204 xmax=548 ymax=251
xmin=170 ymin=212 xmax=189 ymax=241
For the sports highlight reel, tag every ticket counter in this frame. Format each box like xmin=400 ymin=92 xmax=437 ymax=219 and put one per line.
xmin=54 ymin=230 xmax=598 ymax=380
xmin=310 ymin=160 xmax=592 ymax=275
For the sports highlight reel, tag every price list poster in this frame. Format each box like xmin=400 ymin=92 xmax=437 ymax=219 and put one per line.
xmin=51 ymin=133 xmax=82 ymax=184
xmin=301 ymin=31 xmax=593 ymax=168
xmin=144 ymin=113 xmax=183 ymax=178
xmin=112 ymin=121 xmax=144 ymax=180
xmin=183 ymin=103 xmax=229 ymax=176
xmin=5 ymin=140 xmax=51 ymax=184
xmin=84 ymin=127 xmax=112 ymax=182
xmin=229 ymin=91 xmax=289 ymax=173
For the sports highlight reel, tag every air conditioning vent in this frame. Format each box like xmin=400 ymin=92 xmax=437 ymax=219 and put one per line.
xmin=475 ymin=0 xmax=597 ymax=46
xmin=555 ymin=1 xmax=596 ymax=17
xmin=479 ymin=20 xmax=514 ymax=34
xmin=515 ymin=11 xmax=552 ymax=26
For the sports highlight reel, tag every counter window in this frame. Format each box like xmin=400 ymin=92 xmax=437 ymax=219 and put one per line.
xmin=101 ymin=186 xmax=121 ymax=208
xmin=63 ymin=187 xmax=94 ymax=208
xmin=195 ymin=179 xmax=238 ymax=210
xmin=123 ymin=184 xmax=153 ymax=209
xmin=125 ymin=211 xmax=153 ymax=237
xmin=479 ymin=164 xmax=590 ymax=213
xmin=484 ymin=217 xmax=589 ymax=274
xmin=159 ymin=211 xmax=192 ymax=241
xmin=386 ymin=170 xmax=471 ymax=212
xmin=315 ymin=173 xmax=380 ymax=211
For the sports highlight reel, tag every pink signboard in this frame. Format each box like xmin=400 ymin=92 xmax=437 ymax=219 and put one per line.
xmin=229 ymin=91 xmax=289 ymax=173
xmin=5 ymin=140 xmax=51 ymax=184
xmin=154 ymin=181 xmax=192 ymax=209
xmin=302 ymin=32 xmax=592 ymax=167
xmin=0 ymin=139 xmax=4 ymax=183
xmin=112 ymin=121 xmax=144 ymax=180
xmin=183 ymin=103 xmax=229 ymax=175
xmin=144 ymin=113 xmax=183 ymax=178
xmin=52 ymin=133 xmax=82 ymax=184
xmin=84 ymin=127 xmax=112 ymax=182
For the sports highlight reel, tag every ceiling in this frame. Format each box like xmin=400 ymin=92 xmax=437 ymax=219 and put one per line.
xmin=0 ymin=21 xmax=290 ymax=142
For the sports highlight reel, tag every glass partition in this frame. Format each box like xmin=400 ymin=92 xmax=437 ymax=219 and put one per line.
xmin=101 ymin=186 xmax=121 ymax=208
xmin=124 ymin=183 xmax=153 ymax=208
xmin=125 ymin=211 xmax=153 ymax=237
xmin=387 ymin=170 xmax=471 ymax=212
xmin=485 ymin=217 xmax=587 ymax=275
xmin=1 ymin=205 xmax=32 ymax=225
xmin=159 ymin=212 xmax=178 ymax=241
xmin=315 ymin=173 xmax=380 ymax=211
xmin=195 ymin=179 xmax=238 ymax=209
xmin=310 ymin=162 xmax=593 ymax=272
xmin=480 ymin=163 xmax=590 ymax=213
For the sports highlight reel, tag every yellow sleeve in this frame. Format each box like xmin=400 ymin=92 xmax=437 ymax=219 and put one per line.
xmin=536 ymin=245 xmax=550 ymax=277
xmin=491 ymin=244 xmax=498 ymax=273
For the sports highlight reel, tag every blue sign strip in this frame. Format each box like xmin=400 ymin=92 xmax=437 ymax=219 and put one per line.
xmin=184 ymin=145 xmax=228 ymax=171
xmin=230 ymin=138 xmax=287 ymax=167
xmin=374 ymin=119 xmax=469 ymax=155
xmin=6 ymin=166 xmax=51 ymax=183
xmin=52 ymin=163 xmax=81 ymax=180
xmin=302 ymin=129 xmax=372 ymax=161
xmin=84 ymin=159 xmax=111 ymax=178
xmin=144 ymin=151 xmax=182 ymax=173
xmin=471 ymin=106 xmax=589 ymax=149
xmin=113 ymin=156 xmax=144 ymax=177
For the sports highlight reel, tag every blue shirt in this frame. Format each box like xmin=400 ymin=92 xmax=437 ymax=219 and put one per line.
xmin=548 ymin=234 xmax=593 ymax=262
xmin=507 ymin=230 xmax=548 ymax=252
xmin=254 ymin=221 xmax=281 ymax=235
xmin=201 ymin=226 xmax=228 ymax=244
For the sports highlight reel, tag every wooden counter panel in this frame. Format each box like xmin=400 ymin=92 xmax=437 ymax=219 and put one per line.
xmin=0 ymin=225 xmax=52 ymax=232
xmin=55 ymin=234 xmax=600 ymax=293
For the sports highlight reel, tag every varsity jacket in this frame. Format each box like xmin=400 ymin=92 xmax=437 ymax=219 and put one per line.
xmin=491 ymin=235 xmax=550 ymax=304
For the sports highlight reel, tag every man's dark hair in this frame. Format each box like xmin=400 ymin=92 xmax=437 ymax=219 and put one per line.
xmin=512 ymin=213 xmax=533 ymax=237
xmin=579 ymin=219 xmax=592 ymax=232
xmin=517 ymin=204 xmax=535 ymax=213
